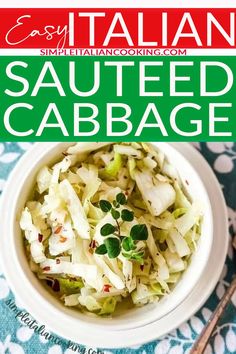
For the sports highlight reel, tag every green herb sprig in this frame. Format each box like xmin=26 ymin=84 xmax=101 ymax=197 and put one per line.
xmin=95 ymin=193 xmax=148 ymax=262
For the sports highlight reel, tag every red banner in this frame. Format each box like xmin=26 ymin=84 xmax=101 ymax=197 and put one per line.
xmin=0 ymin=8 xmax=235 ymax=49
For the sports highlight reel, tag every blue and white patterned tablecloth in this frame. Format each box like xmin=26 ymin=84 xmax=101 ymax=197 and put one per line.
xmin=0 ymin=142 xmax=235 ymax=354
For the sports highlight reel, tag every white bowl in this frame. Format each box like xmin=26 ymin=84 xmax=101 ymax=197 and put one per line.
xmin=0 ymin=142 xmax=213 ymax=345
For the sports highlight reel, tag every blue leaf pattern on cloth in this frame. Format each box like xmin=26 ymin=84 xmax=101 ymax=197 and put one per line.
xmin=0 ymin=142 xmax=235 ymax=354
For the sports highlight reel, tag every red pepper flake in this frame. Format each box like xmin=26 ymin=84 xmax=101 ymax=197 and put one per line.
xmin=52 ymin=279 xmax=60 ymax=292
xmin=89 ymin=240 xmax=98 ymax=251
xmin=55 ymin=226 xmax=62 ymax=234
xmin=93 ymin=240 xmax=97 ymax=248
xmin=140 ymin=265 xmax=144 ymax=271
xmin=43 ymin=266 xmax=51 ymax=272
xmin=56 ymin=259 xmax=60 ymax=264
xmin=103 ymin=284 xmax=112 ymax=293
xmin=38 ymin=233 xmax=43 ymax=242
xmin=125 ymin=191 xmax=129 ymax=196
xmin=59 ymin=236 xmax=67 ymax=243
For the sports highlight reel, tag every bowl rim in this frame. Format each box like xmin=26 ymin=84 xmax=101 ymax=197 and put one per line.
xmin=0 ymin=142 xmax=219 ymax=347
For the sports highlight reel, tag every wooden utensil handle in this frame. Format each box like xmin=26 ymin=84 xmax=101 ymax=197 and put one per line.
xmin=190 ymin=277 xmax=236 ymax=354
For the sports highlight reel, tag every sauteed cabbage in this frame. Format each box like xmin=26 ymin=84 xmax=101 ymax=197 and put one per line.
xmin=20 ymin=143 xmax=202 ymax=316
